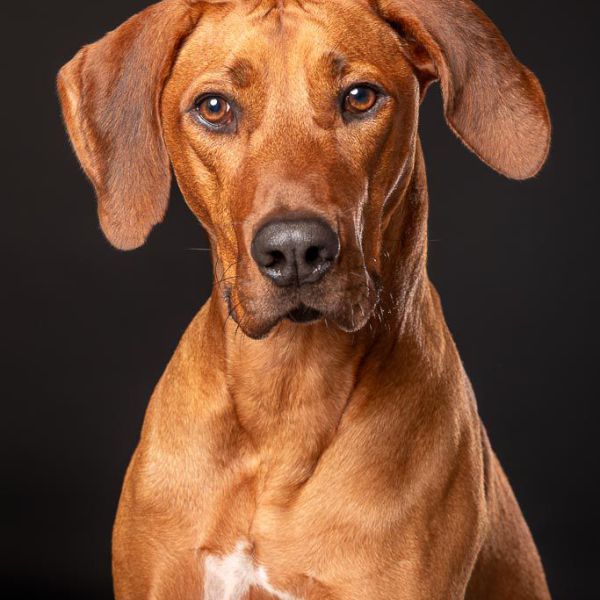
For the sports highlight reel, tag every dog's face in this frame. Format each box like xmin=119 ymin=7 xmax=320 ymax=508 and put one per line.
xmin=161 ymin=0 xmax=418 ymax=337
xmin=58 ymin=0 xmax=550 ymax=339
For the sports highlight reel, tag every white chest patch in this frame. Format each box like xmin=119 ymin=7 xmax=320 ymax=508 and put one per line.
xmin=203 ymin=541 xmax=297 ymax=600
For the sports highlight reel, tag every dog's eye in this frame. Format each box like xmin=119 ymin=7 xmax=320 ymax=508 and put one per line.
xmin=193 ymin=95 xmax=234 ymax=128
xmin=343 ymin=86 xmax=378 ymax=115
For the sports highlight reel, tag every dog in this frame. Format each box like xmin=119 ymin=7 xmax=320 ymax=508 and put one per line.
xmin=58 ymin=0 xmax=552 ymax=598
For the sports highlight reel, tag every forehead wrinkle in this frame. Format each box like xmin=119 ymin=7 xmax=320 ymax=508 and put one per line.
xmin=242 ymin=0 xmax=321 ymax=28
xmin=244 ymin=0 xmax=313 ymax=13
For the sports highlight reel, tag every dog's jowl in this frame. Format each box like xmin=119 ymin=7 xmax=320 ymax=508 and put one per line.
xmin=58 ymin=0 xmax=552 ymax=598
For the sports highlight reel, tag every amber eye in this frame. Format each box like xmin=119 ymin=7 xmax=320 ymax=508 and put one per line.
xmin=344 ymin=85 xmax=378 ymax=115
xmin=194 ymin=95 xmax=234 ymax=128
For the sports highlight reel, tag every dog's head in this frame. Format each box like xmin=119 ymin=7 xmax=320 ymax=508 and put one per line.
xmin=58 ymin=0 xmax=549 ymax=339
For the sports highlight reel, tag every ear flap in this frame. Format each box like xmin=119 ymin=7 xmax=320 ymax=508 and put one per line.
xmin=377 ymin=0 xmax=551 ymax=180
xmin=57 ymin=0 xmax=203 ymax=249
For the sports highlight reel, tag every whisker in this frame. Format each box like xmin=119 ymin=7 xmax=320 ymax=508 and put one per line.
xmin=223 ymin=296 xmax=245 ymax=333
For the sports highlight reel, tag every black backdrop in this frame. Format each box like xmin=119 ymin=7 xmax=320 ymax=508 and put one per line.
xmin=2 ymin=1 xmax=598 ymax=598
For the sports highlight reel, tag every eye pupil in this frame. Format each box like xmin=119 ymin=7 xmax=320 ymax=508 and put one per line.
xmin=350 ymin=88 xmax=367 ymax=102
xmin=207 ymin=98 xmax=221 ymax=112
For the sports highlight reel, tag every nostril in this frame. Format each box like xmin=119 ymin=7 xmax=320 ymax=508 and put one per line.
xmin=266 ymin=250 xmax=285 ymax=268
xmin=304 ymin=245 xmax=322 ymax=265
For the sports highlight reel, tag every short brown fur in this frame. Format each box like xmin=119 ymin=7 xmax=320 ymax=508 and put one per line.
xmin=58 ymin=0 xmax=552 ymax=598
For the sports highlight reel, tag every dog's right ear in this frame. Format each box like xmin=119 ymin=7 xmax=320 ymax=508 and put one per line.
xmin=57 ymin=0 xmax=203 ymax=250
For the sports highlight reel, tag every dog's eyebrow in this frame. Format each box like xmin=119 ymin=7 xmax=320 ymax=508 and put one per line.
xmin=322 ymin=51 xmax=348 ymax=80
xmin=224 ymin=58 xmax=256 ymax=89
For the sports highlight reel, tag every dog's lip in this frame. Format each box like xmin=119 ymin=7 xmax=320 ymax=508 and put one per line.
xmin=224 ymin=287 xmax=322 ymax=335
xmin=286 ymin=304 xmax=323 ymax=324
xmin=224 ymin=267 xmax=382 ymax=336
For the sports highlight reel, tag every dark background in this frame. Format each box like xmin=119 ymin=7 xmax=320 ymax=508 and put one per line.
xmin=2 ymin=0 xmax=598 ymax=598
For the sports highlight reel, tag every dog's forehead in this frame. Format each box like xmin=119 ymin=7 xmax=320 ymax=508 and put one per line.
xmin=174 ymin=0 xmax=401 ymax=84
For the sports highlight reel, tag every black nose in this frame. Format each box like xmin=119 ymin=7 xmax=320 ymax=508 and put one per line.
xmin=251 ymin=218 xmax=340 ymax=287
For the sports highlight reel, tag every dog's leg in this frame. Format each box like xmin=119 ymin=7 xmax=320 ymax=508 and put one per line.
xmin=466 ymin=442 xmax=551 ymax=599
xmin=112 ymin=456 xmax=205 ymax=600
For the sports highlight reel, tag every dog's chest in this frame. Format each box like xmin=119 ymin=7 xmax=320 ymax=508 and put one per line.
xmin=203 ymin=541 xmax=297 ymax=600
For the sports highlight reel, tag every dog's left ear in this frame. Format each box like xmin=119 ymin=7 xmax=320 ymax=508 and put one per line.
xmin=377 ymin=0 xmax=551 ymax=180
xmin=57 ymin=0 xmax=204 ymax=250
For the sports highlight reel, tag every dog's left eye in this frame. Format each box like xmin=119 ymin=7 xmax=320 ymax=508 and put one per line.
xmin=192 ymin=95 xmax=234 ymax=128
xmin=343 ymin=85 xmax=379 ymax=115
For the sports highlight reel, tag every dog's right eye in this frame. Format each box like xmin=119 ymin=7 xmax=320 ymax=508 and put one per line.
xmin=192 ymin=95 xmax=235 ymax=129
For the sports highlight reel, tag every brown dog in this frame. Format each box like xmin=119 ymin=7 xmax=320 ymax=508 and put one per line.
xmin=58 ymin=0 xmax=552 ymax=598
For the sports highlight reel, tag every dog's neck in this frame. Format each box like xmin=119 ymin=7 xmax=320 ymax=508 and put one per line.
xmin=204 ymin=143 xmax=447 ymax=500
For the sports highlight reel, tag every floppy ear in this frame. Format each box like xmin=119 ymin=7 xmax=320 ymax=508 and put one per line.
xmin=377 ymin=0 xmax=551 ymax=180
xmin=57 ymin=0 xmax=203 ymax=249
